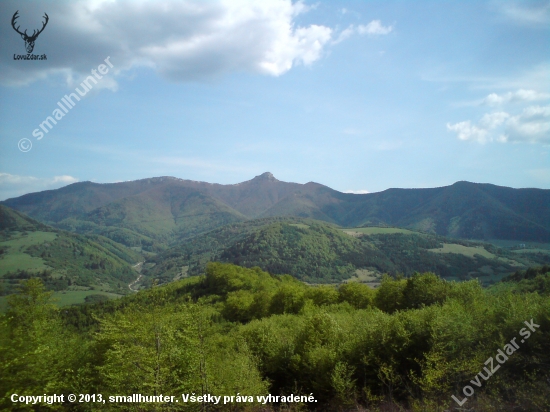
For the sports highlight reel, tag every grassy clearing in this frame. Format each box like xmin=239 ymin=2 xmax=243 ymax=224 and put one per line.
xmin=0 ymin=232 xmax=58 ymax=276
xmin=428 ymin=243 xmax=496 ymax=259
xmin=1 ymin=231 xmax=57 ymax=248
xmin=342 ymin=227 xmax=421 ymax=236
xmin=428 ymin=244 xmax=526 ymax=270
xmin=0 ymin=254 xmax=50 ymax=276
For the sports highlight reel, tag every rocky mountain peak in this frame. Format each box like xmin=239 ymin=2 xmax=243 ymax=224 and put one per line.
xmin=255 ymin=172 xmax=277 ymax=181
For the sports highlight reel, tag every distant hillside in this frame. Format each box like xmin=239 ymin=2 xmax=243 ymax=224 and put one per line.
xmin=2 ymin=173 xmax=550 ymax=246
xmin=0 ymin=203 xmax=50 ymax=232
xmin=143 ymin=218 xmax=550 ymax=285
xmin=145 ymin=218 xmax=391 ymax=283
xmin=0 ymin=205 xmax=142 ymax=302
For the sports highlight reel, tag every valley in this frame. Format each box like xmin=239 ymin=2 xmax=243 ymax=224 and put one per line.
xmin=1 ymin=174 xmax=549 ymax=307
xmin=0 ymin=204 xmax=142 ymax=308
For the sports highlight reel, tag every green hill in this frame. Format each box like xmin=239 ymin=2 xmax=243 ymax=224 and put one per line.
xmin=143 ymin=218 xmax=550 ymax=286
xmin=0 ymin=205 xmax=142 ymax=304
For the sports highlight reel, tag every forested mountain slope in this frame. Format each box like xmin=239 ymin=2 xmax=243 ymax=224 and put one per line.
xmin=2 ymin=173 xmax=549 ymax=246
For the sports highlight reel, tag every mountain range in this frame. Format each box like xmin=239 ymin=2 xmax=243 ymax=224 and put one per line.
xmin=2 ymin=173 xmax=549 ymax=247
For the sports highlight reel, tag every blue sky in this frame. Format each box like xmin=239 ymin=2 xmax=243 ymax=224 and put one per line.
xmin=0 ymin=0 xmax=549 ymax=200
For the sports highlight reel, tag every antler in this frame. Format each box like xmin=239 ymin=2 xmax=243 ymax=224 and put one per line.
xmin=11 ymin=11 xmax=27 ymax=37
xmin=11 ymin=11 xmax=49 ymax=40
xmin=31 ymin=13 xmax=49 ymax=39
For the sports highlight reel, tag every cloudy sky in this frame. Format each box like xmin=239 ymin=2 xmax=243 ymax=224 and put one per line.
xmin=0 ymin=0 xmax=549 ymax=200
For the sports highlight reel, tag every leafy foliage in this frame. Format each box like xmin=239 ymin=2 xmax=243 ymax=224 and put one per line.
xmin=4 ymin=264 xmax=548 ymax=410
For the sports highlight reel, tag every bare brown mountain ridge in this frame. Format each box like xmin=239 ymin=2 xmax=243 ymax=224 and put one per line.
xmin=2 ymin=172 xmax=549 ymax=245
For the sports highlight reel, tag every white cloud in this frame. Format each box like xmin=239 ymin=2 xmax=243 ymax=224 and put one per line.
xmin=448 ymin=105 xmax=550 ymax=144
xmin=447 ymin=121 xmax=490 ymax=143
xmin=505 ymin=105 xmax=550 ymax=143
xmin=479 ymin=111 xmax=510 ymax=129
xmin=0 ymin=173 xmax=78 ymax=200
xmin=482 ymin=89 xmax=550 ymax=106
xmin=1 ymin=0 xmax=334 ymax=86
xmin=333 ymin=26 xmax=356 ymax=44
xmin=449 ymin=82 xmax=550 ymax=145
xmin=358 ymin=20 xmax=393 ymax=35
xmin=333 ymin=20 xmax=393 ymax=44
xmin=344 ymin=189 xmax=370 ymax=194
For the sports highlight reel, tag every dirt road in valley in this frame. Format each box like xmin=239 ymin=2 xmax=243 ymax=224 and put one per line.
xmin=129 ymin=261 xmax=144 ymax=292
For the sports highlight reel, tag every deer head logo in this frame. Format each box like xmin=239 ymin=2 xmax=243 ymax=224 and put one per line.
xmin=11 ymin=11 xmax=49 ymax=54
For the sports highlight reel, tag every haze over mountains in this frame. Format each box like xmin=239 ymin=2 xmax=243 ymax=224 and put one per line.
xmin=2 ymin=172 xmax=550 ymax=246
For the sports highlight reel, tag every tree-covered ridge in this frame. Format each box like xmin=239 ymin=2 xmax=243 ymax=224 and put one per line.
xmin=144 ymin=218 xmax=550 ymax=286
xmin=55 ymin=217 xmax=165 ymax=252
xmin=3 ymin=175 xmax=550 ymax=247
xmin=220 ymin=222 xmax=373 ymax=282
xmin=2 ymin=263 xmax=549 ymax=411
xmin=0 ymin=204 xmax=50 ymax=232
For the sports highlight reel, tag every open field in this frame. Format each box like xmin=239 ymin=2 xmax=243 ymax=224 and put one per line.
xmin=0 ymin=231 xmax=57 ymax=276
xmin=0 ymin=253 xmax=50 ymax=276
xmin=0 ymin=231 xmax=57 ymax=247
xmin=428 ymin=243 xmax=527 ymax=273
xmin=428 ymin=243 xmax=496 ymax=259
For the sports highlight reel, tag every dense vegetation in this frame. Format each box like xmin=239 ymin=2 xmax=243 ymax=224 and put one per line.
xmin=2 ymin=263 xmax=549 ymax=411
xmin=144 ymin=219 xmax=550 ymax=286
xmin=495 ymin=265 xmax=550 ymax=295
xmin=146 ymin=219 xmax=392 ymax=283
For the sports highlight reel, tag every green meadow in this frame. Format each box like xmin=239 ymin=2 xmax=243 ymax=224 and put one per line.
xmin=0 ymin=231 xmax=57 ymax=276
